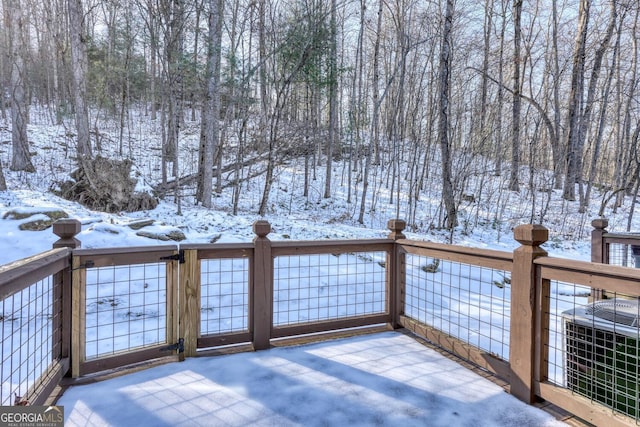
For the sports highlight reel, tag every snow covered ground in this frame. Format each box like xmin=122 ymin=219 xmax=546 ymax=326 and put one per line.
xmin=57 ymin=332 xmax=567 ymax=427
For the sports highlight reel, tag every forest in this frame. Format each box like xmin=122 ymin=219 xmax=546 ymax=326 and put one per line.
xmin=2 ymin=0 xmax=640 ymax=237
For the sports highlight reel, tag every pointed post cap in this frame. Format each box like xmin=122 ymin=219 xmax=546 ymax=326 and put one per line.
xmin=53 ymin=218 xmax=82 ymax=248
xmin=514 ymin=224 xmax=548 ymax=246
xmin=253 ymin=220 xmax=271 ymax=238
xmin=591 ymin=218 xmax=608 ymax=231
xmin=387 ymin=219 xmax=406 ymax=240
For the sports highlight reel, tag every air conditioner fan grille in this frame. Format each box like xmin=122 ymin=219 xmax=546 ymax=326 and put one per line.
xmin=585 ymin=300 xmax=640 ymax=327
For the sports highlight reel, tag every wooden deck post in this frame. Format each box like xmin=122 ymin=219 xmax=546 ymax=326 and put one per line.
xmin=510 ymin=224 xmax=548 ymax=404
xmin=252 ymin=220 xmax=273 ymax=350
xmin=387 ymin=219 xmax=406 ymax=328
xmin=590 ymin=218 xmax=608 ymax=301
xmin=179 ymin=249 xmax=199 ymax=358
xmin=52 ymin=219 xmax=81 ymax=372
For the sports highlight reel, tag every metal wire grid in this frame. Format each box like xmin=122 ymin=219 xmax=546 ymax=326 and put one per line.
xmin=0 ymin=276 xmax=57 ymax=406
xmin=200 ymin=258 xmax=249 ymax=335
xmin=404 ymin=254 xmax=511 ymax=361
xmin=84 ymin=262 xmax=167 ymax=360
xmin=273 ymin=251 xmax=387 ymax=326
xmin=545 ymin=284 xmax=639 ymax=421
xmin=607 ymin=242 xmax=640 ymax=268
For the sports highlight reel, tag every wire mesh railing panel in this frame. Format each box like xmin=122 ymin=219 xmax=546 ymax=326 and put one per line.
xmin=606 ymin=242 xmax=640 ymax=268
xmin=404 ymin=254 xmax=511 ymax=361
xmin=273 ymin=252 xmax=387 ymax=327
xmin=200 ymin=258 xmax=249 ymax=335
xmin=546 ymin=283 xmax=639 ymax=421
xmin=84 ymin=262 xmax=168 ymax=360
xmin=1 ymin=277 xmax=58 ymax=406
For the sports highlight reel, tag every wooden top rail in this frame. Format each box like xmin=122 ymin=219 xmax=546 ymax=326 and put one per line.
xmin=536 ymin=256 xmax=640 ymax=296
xmin=397 ymin=239 xmax=514 ymax=271
xmin=602 ymin=232 xmax=640 ymax=244
xmin=271 ymin=239 xmax=392 ymax=256
xmin=0 ymin=247 xmax=70 ymax=300
xmin=182 ymin=242 xmax=253 ymax=259
xmin=73 ymin=245 xmax=178 ymax=268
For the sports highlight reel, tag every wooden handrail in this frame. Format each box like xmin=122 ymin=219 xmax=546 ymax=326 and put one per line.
xmin=0 ymin=247 xmax=70 ymax=299
xmin=398 ymin=239 xmax=513 ymax=271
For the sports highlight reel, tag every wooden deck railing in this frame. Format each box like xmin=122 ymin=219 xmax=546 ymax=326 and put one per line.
xmin=1 ymin=218 xmax=638 ymax=425
xmin=0 ymin=248 xmax=71 ymax=406
xmin=590 ymin=217 xmax=640 ymax=302
xmin=591 ymin=218 xmax=640 ymax=267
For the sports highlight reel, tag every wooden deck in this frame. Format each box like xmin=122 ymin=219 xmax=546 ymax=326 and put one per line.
xmin=397 ymin=330 xmax=594 ymax=427
xmin=52 ymin=326 xmax=594 ymax=426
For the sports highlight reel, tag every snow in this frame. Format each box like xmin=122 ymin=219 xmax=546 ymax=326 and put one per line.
xmin=57 ymin=332 xmax=566 ymax=427
xmin=4 ymin=115 xmax=636 ymax=424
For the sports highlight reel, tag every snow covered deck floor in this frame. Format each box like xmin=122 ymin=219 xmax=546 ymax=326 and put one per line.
xmin=56 ymin=331 xmax=586 ymax=427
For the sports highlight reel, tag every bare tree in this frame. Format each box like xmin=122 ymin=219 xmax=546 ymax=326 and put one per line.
xmin=258 ymin=0 xmax=268 ymax=136
xmin=358 ymin=0 xmax=384 ymax=224
xmin=324 ymin=0 xmax=337 ymax=199
xmin=562 ymin=0 xmax=591 ymax=201
xmin=197 ymin=0 xmax=223 ymax=208
xmin=67 ymin=0 xmax=93 ymax=158
xmin=616 ymin=6 xmax=639 ymax=209
xmin=479 ymin=0 xmax=493 ymax=138
xmin=346 ymin=0 xmax=366 ymax=205
xmin=8 ymin=0 xmax=35 ymax=172
xmin=157 ymin=0 xmax=187 ymax=214
xmin=438 ymin=0 xmax=457 ymax=229
xmin=509 ymin=0 xmax=522 ymax=192
xmin=549 ymin=0 xmax=563 ymax=188
xmin=585 ymin=5 xmax=625 ymax=209
xmin=0 ymin=1 xmax=6 ymax=121
xmin=258 ymin=1 xmax=332 ymax=215
xmin=494 ymin=0 xmax=507 ymax=176
xmin=578 ymin=0 xmax=617 ymax=212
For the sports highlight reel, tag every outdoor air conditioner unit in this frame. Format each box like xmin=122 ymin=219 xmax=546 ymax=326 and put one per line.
xmin=563 ymin=299 xmax=640 ymax=419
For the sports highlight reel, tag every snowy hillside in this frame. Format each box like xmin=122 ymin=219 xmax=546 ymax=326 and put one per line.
xmin=1 ymin=114 xmax=637 ymax=265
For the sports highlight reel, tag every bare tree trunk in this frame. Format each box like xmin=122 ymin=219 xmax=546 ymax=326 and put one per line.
xmin=0 ymin=0 xmax=7 ymax=121
xmin=390 ymin=1 xmax=409 ymax=216
xmin=198 ymin=0 xmax=223 ymax=208
xmin=258 ymin=5 xmax=321 ymax=215
xmin=324 ymin=0 xmax=337 ymax=199
xmin=358 ymin=0 xmax=383 ymax=224
xmin=437 ymin=0 xmax=457 ymax=229
xmin=347 ymin=0 xmax=366 ymax=205
xmin=509 ymin=0 xmax=522 ymax=192
xmin=117 ymin=4 xmax=134 ymax=156
xmin=231 ymin=0 xmax=251 ymax=214
xmin=67 ymin=0 xmax=93 ymax=158
xmin=550 ymin=0 xmax=563 ymax=188
xmin=159 ymin=0 xmax=187 ymax=213
xmin=480 ymin=0 xmax=493 ymax=138
xmin=148 ymin=0 xmax=158 ymax=121
xmin=617 ymin=7 xmax=639 ymax=208
xmin=585 ymin=8 xmax=623 ymax=207
xmin=578 ymin=0 xmax=616 ymax=212
xmin=191 ymin=0 xmax=204 ymax=122
xmin=494 ymin=1 xmax=506 ymax=175
xmin=563 ymin=0 xmax=591 ymax=201
xmin=8 ymin=0 xmax=35 ymax=172
xmin=258 ymin=0 xmax=268 ymax=142
xmin=626 ymin=154 xmax=640 ymax=232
